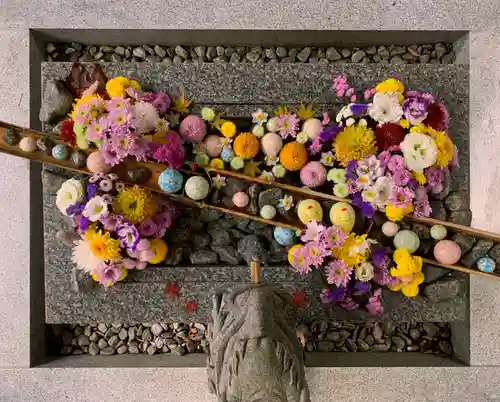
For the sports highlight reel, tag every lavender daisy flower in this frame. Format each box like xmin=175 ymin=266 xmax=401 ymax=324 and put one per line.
xmin=99 ymin=179 xmax=113 ymax=192
xmin=117 ymin=222 xmax=140 ymax=250
xmin=276 ymin=113 xmax=300 ymax=139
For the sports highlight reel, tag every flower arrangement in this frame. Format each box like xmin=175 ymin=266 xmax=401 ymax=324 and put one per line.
xmin=66 ymin=76 xmax=185 ymax=169
xmin=56 ymin=174 xmax=176 ymax=287
xmin=289 ymin=220 xmax=424 ymax=315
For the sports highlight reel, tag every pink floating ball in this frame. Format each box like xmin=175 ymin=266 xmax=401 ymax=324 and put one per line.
xmin=179 ymin=115 xmax=207 ymax=142
xmin=203 ymin=135 xmax=223 ymax=157
xmin=87 ymin=151 xmax=112 ymax=174
xmin=433 ymin=240 xmax=461 ymax=265
xmin=300 ymin=161 xmax=326 ymax=188
xmin=232 ymin=191 xmax=249 ymax=208
xmin=261 ymin=132 xmax=283 ymax=157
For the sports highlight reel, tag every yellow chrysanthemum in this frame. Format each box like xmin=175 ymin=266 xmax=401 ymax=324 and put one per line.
xmin=409 ymin=123 xmax=427 ymax=133
xmin=220 ymin=121 xmax=237 ymax=138
xmin=386 ymin=204 xmax=413 ymax=221
xmin=106 ymin=76 xmax=141 ymax=98
xmin=389 ymin=272 xmax=424 ymax=297
xmin=332 ymin=234 xmax=369 ymax=267
xmin=399 ymin=119 xmax=410 ymax=129
xmin=334 ymin=125 xmax=376 ymax=167
xmin=113 ymin=186 xmax=156 ymax=224
xmin=86 ymin=230 xmax=121 ymax=261
xmin=427 ymin=128 xmax=454 ymax=167
xmin=413 ymin=172 xmax=427 ymax=185
xmin=389 ymin=248 xmax=424 ymax=297
xmin=376 ymin=78 xmax=405 ymax=94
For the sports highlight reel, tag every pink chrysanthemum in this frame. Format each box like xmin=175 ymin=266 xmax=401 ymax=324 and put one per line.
xmin=387 ymin=154 xmax=405 ymax=173
xmin=391 ymin=168 xmax=411 ymax=186
xmin=107 ymin=96 xmax=130 ymax=111
xmin=108 ymin=107 xmax=132 ymax=127
xmin=290 ymin=247 xmax=311 ymax=275
xmin=301 ymin=221 xmax=326 ymax=243
xmin=413 ymin=198 xmax=432 ymax=218
xmin=389 ymin=185 xmax=414 ymax=208
xmin=308 ymin=137 xmax=323 ymax=155
xmin=276 ymin=113 xmax=300 ymax=139
xmin=303 ymin=241 xmax=331 ymax=267
xmin=326 ymin=260 xmax=352 ymax=287
xmin=323 ymin=226 xmax=347 ymax=248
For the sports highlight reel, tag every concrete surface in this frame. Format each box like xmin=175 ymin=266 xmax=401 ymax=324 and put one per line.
xmin=1 ymin=1 xmax=500 ymax=400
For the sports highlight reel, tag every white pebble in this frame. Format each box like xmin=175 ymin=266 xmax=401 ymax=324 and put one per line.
xmin=19 ymin=137 xmax=37 ymax=152
xmin=430 ymin=225 xmax=447 ymax=240
xmin=382 ymin=221 xmax=399 ymax=237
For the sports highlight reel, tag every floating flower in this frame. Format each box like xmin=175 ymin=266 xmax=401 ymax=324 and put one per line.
xmin=327 ymin=168 xmax=346 ymax=183
xmin=252 ymin=108 xmax=268 ymax=125
xmin=333 ymin=75 xmax=349 ymax=96
xmin=375 ymin=78 xmax=405 ymax=94
xmin=116 ymin=221 xmax=140 ymax=250
xmin=291 ymin=291 xmax=308 ymax=308
xmin=201 ymin=107 xmax=216 ymax=122
xmin=289 ymin=246 xmax=311 ymax=275
xmin=72 ymin=239 xmax=106 ymax=273
xmin=356 ymin=155 xmax=384 ymax=180
xmin=165 ymin=282 xmax=181 ymax=298
xmin=326 ymin=260 xmax=352 ymax=287
xmin=272 ymin=164 xmax=287 ymax=178
xmin=276 ymin=113 xmax=300 ymax=139
xmin=333 ymin=183 xmax=349 ymax=198
xmin=300 ymin=220 xmax=325 ymax=242
xmin=106 ymin=76 xmax=141 ymax=98
xmin=367 ymin=93 xmax=403 ymax=123
xmin=333 ymin=233 xmax=370 ymax=267
xmin=308 ymin=137 xmax=323 ymax=155
xmin=87 ymin=117 xmax=108 ymax=142
xmin=320 ymin=287 xmax=347 ymax=305
xmin=265 ymin=155 xmax=279 ymax=166
xmin=259 ymin=170 xmax=274 ymax=181
xmin=389 ymin=186 xmax=414 ymax=208
xmin=233 ymin=133 xmax=260 ymax=159
xmin=56 ymin=178 xmax=85 ymax=216
xmin=185 ymin=300 xmax=199 ymax=313
xmin=402 ymin=91 xmax=434 ymax=125
xmin=355 ymin=262 xmax=375 ymax=282
xmin=220 ymin=121 xmax=237 ymax=138
xmin=113 ymin=186 xmax=156 ymax=224
xmin=320 ymin=151 xmax=335 ymax=167
xmin=220 ymin=137 xmax=233 ymax=147
xmin=278 ymin=194 xmax=294 ymax=211
xmin=425 ymin=167 xmax=445 ymax=189
xmin=92 ymin=262 xmax=127 ymax=288
xmin=303 ymin=241 xmax=331 ymax=267
xmin=108 ymin=107 xmax=132 ymax=126
xmin=107 ymin=96 xmax=130 ymax=111
xmin=154 ymin=118 xmax=169 ymax=133
xmin=424 ymin=102 xmax=449 ymax=132
xmin=334 ymin=124 xmax=376 ymax=167
xmin=82 ymin=195 xmax=109 ymax=222
xmin=86 ymin=229 xmax=121 ymax=261
xmin=323 ymin=226 xmax=346 ymax=248
xmin=400 ymin=132 xmax=437 ymax=173
xmin=212 ymin=174 xmax=227 ymax=189
xmin=252 ymin=124 xmax=265 ymax=138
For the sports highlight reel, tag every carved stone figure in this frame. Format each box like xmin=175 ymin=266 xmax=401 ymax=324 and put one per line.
xmin=207 ymin=284 xmax=310 ymax=402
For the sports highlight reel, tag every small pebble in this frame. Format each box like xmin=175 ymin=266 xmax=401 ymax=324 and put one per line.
xmin=19 ymin=137 xmax=37 ymax=152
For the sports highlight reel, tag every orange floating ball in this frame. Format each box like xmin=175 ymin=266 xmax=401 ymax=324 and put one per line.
xmin=279 ymin=141 xmax=308 ymax=171
xmin=233 ymin=132 xmax=260 ymax=159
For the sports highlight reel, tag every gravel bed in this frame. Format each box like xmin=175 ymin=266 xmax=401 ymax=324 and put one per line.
xmin=48 ymin=321 xmax=453 ymax=356
xmin=45 ymin=42 xmax=455 ymax=64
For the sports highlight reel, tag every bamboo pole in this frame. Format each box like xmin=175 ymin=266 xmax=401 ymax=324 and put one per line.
xmin=0 ymin=121 xmax=498 ymax=280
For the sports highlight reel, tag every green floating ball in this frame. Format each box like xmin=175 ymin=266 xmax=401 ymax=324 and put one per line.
xmin=393 ymin=230 xmax=420 ymax=253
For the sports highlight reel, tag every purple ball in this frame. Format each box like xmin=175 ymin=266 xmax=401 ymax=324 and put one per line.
xmin=179 ymin=115 xmax=207 ymax=143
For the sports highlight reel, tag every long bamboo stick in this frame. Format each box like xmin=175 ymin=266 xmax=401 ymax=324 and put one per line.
xmin=0 ymin=121 xmax=497 ymax=280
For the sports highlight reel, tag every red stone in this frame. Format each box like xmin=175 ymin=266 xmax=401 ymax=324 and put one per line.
xmin=185 ymin=300 xmax=198 ymax=313
xmin=291 ymin=291 xmax=308 ymax=307
xmin=164 ymin=282 xmax=181 ymax=298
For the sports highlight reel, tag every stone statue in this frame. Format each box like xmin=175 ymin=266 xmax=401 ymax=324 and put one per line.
xmin=207 ymin=284 xmax=311 ymax=402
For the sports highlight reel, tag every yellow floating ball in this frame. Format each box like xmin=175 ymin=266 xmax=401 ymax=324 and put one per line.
xmin=148 ymin=239 xmax=168 ymax=264
xmin=297 ymin=199 xmax=323 ymax=224
xmin=288 ymin=244 xmax=303 ymax=265
xmin=329 ymin=202 xmax=356 ymax=233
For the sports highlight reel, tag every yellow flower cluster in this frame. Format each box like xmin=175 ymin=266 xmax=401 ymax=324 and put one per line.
xmin=386 ymin=204 xmax=413 ymax=222
xmin=376 ymin=78 xmax=405 ymax=94
xmin=85 ymin=228 xmax=121 ymax=261
xmin=389 ymin=248 xmax=424 ymax=297
xmin=106 ymin=76 xmax=141 ymax=98
xmin=332 ymin=233 xmax=369 ymax=267
xmin=334 ymin=125 xmax=376 ymax=167
xmin=113 ymin=186 xmax=156 ymax=224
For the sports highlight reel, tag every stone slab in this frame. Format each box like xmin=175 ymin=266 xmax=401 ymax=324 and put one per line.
xmin=42 ymin=63 xmax=470 ymax=324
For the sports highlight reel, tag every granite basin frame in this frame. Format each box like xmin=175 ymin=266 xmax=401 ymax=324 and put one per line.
xmin=30 ymin=29 xmax=470 ymax=368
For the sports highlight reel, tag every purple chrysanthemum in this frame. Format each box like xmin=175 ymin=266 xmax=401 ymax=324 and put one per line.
xmin=138 ymin=219 xmax=158 ymax=237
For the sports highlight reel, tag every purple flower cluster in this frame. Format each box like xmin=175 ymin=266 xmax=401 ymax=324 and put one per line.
xmin=402 ymin=91 xmax=434 ymax=125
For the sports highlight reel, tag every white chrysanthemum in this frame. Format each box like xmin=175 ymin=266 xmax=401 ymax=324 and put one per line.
xmin=355 ymin=262 xmax=374 ymax=282
xmin=72 ymin=240 xmax=105 ymax=273
xmin=367 ymin=93 xmax=403 ymax=123
xmin=131 ymin=101 xmax=159 ymax=134
xmin=56 ymin=178 xmax=84 ymax=216
xmin=400 ymin=132 xmax=438 ymax=173
xmin=373 ymin=176 xmax=392 ymax=210
xmin=83 ymin=196 xmax=109 ymax=222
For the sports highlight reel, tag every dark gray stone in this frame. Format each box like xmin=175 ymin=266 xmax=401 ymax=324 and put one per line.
xmin=100 ymin=346 xmax=115 ymax=356
xmin=448 ymin=210 xmax=472 ymax=226
xmin=222 ymin=177 xmax=248 ymax=197
xmin=412 ymin=224 xmax=430 ymax=240
xmin=316 ymin=340 xmax=334 ymax=352
xmin=237 ymin=235 xmax=267 ymax=264
xmin=377 ymin=46 xmax=390 ymax=58
xmin=488 ymin=244 xmax=500 ymax=264
xmin=297 ymin=47 xmax=311 ymax=62
xmin=246 ymin=52 xmax=260 ymax=63
xmin=351 ymin=50 xmax=366 ymax=63
xmin=391 ymin=56 xmax=405 ymax=64
xmin=326 ymin=47 xmax=341 ymax=61
xmin=258 ymin=188 xmax=283 ymax=208
xmin=452 ymin=233 xmax=476 ymax=254
xmin=429 ymin=201 xmax=446 ymax=220
xmin=212 ymin=246 xmax=242 ymax=265
xmin=264 ymin=47 xmax=276 ymax=59
xmin=193 ymin=233 xmax=211 ymax=248
xmin=391 ymin=46 xmax=406 ymax=56
xmin=39 ymin=80 xmax=73 ymax=124
xmin=208 ymin=225 xmax=231 ymax=246
xmin=164 ymin=245 xmax=184 ymax=265
xmin=70 ymin=151 xmax=87 ymax=168
xmin=392 ymin=336 xmax=405 ymax=352
xmin=132 ymin=47 xmax=146 ymax=59
xmin=438 ymin=340 xmax=453 ymax=356
xmin=424 ymin=277 xmax=462 ymax=302
xmin=444 ymin=192 xmax=468 ymax=212
xmin=190 ymin=249 xmax=218 ymax=265
xmin=199 ymin=208 xmax=223 ymax=223
xmin=461 ymin=238 xmax=493 ymax=267
xmin=422 ymin=264 xmax=451 ymax=283
xmin=174 ymin=45 xmax=188 ymax=59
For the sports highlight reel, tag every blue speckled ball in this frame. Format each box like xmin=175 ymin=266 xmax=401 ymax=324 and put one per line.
xmin=52 ymin=144 xmax=68 ymax=160
xmin=477 ymin=256 xmax=496 ymax=273
xmin=273 ymin=226 xmax=296 ymax=246
xmin=158 ymin=169 xmax=184 ymax=194
xmin=221 ymin=147 xmax=235 ymax=163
